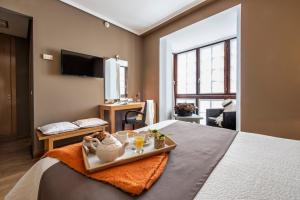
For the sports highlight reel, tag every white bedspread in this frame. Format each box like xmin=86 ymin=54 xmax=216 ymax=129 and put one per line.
xmin=196 ymin=131 xmax=300 ymax=200
xmin=5 ymin=120 xmax=300 ymax=200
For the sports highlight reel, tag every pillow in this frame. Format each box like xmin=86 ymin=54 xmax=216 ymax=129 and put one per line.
xmin=73 ymin=118 xmax=108 ymax=128
xmin=215 ymin=100 xmax=236 ymax=127
xmin=223 ymin=100 xmax=236 ymax=112
xmin=215 ymin=115 xmax=223 ymax=127
xmin=38 ymin=122 xmax=79 ymax=135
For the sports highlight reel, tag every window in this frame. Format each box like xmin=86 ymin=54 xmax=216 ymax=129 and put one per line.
xmin=200 ymin=42 xmax=225 ymax=94
xmin=176 ymin=98 xmax=197 ymax=105
xmin=174 ymin=38 xmax=237 ymax=125
xmin=176 ymin=50 xmax=196 ymax=94
xmin=120 ymin=66 xmax=127 ymax=97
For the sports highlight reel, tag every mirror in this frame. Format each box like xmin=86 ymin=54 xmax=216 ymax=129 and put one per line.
xmin=104 ymin=58 xmax=128 ymax=102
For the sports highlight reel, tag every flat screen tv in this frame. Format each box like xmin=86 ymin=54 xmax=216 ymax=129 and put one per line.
xmin=61 ymin=50 xmax=104 ymax=78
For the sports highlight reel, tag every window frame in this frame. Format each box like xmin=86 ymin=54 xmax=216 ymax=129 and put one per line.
xmin=174 ymin=38 xmax=237 ymax=108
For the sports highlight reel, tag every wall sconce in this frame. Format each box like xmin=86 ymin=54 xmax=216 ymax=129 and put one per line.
xmin=42 ymin=53 xmax=53 ymax=61
xmin=104 ymin=21 xmax=110 ymax=28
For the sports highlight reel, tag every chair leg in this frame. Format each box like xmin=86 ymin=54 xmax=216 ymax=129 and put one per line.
xmin=132 ymin=124 xmax=135 ymax=130
xmin=122 ymin=121 xmax=125 ymax=130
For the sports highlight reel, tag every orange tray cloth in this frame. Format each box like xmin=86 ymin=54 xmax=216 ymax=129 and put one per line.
xmin=44 ymin=143 xmax=168 ymax=195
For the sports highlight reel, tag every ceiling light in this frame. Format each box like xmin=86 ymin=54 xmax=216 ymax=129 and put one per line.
xmin=0 ymin=19 xmax=8 ymax=28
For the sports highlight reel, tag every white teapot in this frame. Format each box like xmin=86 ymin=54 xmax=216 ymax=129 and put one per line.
xmin=90 ymin=135 xmax=128 ymax=163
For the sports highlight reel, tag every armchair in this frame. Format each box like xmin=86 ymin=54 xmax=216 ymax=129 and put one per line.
xmin=206 ymin=108 xmax=236 ymax=130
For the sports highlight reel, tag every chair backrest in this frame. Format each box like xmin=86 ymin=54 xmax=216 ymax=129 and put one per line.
xmin=142 ymin=101 xmax=147 ymax=122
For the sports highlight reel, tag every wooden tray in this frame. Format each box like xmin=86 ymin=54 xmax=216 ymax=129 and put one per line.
xmin=82 ymin=135 xmax=177 ymax=173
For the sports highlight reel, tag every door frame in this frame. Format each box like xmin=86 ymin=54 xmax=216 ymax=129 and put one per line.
xmin=0 ymin=7 xmax=34 ymax=144
xmin=11 ymin=36 xmax=17 ymax=135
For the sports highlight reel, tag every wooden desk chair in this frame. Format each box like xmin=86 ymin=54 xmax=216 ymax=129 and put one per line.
xmin=122 ymin=101 xmax=147 ymax=130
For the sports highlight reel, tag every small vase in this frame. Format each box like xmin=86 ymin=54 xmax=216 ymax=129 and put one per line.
xmin=154 ymin=138 xmax=165 ymax=149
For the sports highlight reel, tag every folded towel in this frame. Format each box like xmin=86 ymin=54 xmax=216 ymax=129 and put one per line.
xmin=145 ymin=100 xmax=155 ymax=125
xmin=44 ymin=143 xmax=168 ymax=195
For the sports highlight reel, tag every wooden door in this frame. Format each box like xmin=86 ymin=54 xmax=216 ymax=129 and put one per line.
xmin=0 ymin=34 xmax=16 ymax=136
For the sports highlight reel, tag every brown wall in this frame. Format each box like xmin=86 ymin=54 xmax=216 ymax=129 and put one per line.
xmin=240 ymin=0 xmax=300 ymax=140
xmin=0 ymin=0 xmax=143 ymax=155
xmin=142 ymin=0 xmax=300 ymax=140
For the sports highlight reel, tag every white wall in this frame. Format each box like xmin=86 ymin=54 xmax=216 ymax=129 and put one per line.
xmin=159 ymin=38 xmax=174 ymax=121
xmin=166 ymin=8 xmax=237 ymax=53
xmin=168 ymin=7 xmax=237 ymax=53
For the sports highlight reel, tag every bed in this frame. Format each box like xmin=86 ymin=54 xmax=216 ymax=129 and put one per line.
xmin=5 ymin=120 xmax=300 ymax=200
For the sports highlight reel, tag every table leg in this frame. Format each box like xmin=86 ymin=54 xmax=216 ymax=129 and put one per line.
xmin=110 ymin=110 xmax=115 ymax=133
xmin=48 ymin=138 xmax=54 ymax=151
xmin=100 ymin=109 xmax=105 ymax=120
xmin=44 ymin=140 xmax=49 ymax=152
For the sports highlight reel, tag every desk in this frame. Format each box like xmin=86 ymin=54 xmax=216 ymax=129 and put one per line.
xmin=99 ymin=102 xmax=145 ymax=133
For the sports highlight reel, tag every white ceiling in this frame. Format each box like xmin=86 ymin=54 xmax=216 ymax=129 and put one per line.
xmin=165 ymin=6 xmax=238 ymax=53
xmin=59 ymin=0 xmax=207 ymax=35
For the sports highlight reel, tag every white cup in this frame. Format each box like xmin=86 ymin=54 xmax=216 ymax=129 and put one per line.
xmin=114 ymin=131 xmax=129 ymax=144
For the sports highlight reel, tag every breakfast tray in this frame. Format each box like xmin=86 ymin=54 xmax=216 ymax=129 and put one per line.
xmin=82 ymin=134 xmax=177 ymax=173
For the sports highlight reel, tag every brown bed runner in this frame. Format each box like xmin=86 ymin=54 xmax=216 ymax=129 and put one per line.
xmin=38 ymin=121 xmax=237 ymax=200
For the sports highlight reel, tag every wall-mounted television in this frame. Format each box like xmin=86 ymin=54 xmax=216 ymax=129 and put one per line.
xmin=61 ymin=50 xmax=104 ymax=78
